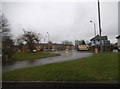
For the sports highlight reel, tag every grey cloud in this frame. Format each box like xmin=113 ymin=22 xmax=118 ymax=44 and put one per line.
xmin=2 ymin=1 xmax=118 ymax=43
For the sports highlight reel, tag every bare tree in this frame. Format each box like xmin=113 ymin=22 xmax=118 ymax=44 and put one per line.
xmin=17 ymin=29 xmax=40 ymax=52
xmin=0 ymin=15 xmax=15 ymax=63
xmin=62 ymin=40 xmax=73 ymax=46
xmin=75 ymin=40 xmax=81 ymax=46
xmin=0 ymin=15 xmax=10 ymax=36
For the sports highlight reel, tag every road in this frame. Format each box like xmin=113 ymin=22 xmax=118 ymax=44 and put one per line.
xmin=3 ymin=51 xmax=93 ymax=72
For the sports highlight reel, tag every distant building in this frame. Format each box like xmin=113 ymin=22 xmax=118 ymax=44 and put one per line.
xmin=37 ymin=43 xmax=66 ymax=51
xmin=16 ymin=43 xmax=73 ymax=52
xmin=116 ymin=35 xmax=120 ymax=51
xmin=90 ymin=35 xmax=111 ymax=52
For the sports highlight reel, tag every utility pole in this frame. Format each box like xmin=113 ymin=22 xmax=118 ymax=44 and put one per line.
xmin=73 ymin=35 xmax=76 ymax=50
xmin=98 ymin=0 xmax=103 ymax=53
xmin=47 ymin=32 xmax=49 ymax=42
xmin=47 ymin=32 xmax=50 ymax=51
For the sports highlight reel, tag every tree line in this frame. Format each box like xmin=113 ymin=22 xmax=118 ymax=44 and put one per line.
xmin=0 ymin=15 xmax=90 ymax=64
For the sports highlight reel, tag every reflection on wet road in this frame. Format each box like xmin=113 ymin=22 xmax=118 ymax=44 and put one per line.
xmin=3 ymin=51 xmax=93 ymax=72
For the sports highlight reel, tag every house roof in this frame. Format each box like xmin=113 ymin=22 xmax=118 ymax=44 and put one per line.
xmin=90 ymin=35 xmax=108 ymax=41
xmin=116 ymin=35 xmax=120 ymax=39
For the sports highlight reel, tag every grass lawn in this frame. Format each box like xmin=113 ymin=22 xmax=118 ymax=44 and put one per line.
xmin=3 ymin=52 xmax=118 ymax=82
xmin=12 ymin=52 xmax=60 ymax=61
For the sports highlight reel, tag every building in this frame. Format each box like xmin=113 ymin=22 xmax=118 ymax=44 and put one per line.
xmin=116 ymin=35 xmax=120 ymax=51
xmin=16 ymin=43 xmax=73 ymax=52
xmin=37 ymin=43 xmax=66 ymax=51
xmin=90 ymin=35 xmax=111 ymax=52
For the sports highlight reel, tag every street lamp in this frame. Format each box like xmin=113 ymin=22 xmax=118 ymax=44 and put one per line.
xmin=47 ymin=32 xmax=49 ymax=43
xmin=90 ymin=20 xmax=97 ymax=53
xmin=47 ymin=32 xmax=50 ymax=51
xmin=73 ymin=35 xmax=76 ymax=48
xmin=90 ymin=20 xmax=96 ymax=36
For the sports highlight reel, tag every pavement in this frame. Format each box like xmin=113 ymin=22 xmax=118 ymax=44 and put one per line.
xmin=3 ymin=51 xmax=93 ymax=72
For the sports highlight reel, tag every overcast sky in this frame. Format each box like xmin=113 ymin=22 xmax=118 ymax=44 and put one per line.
xmin=2 ymin=0 xmax=118 ymax=44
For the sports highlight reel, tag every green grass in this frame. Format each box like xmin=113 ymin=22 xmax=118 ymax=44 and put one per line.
xmin=3 ymin=53 xmax=118 ymax=82
xmin=13 ymin=52 xmax=60 ymax=61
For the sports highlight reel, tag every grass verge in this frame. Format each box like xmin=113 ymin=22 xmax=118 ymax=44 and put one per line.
xmin=3 ymin=52 xmax=118 ymax=82
xmin=12 ymin=52 xmax=60 ymax=61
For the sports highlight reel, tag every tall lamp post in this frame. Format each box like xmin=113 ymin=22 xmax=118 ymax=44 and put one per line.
xmin=47 ymin=32 xmax=50 ymax=51
xmin=90 ymin=20 xmax=97 ymax=53
xmin=90 ymin=20 xmax=96 ymax=37
xmin=47 ymin=32 xmax=49 ymax=42
xmin=73 ymin=35 xmax=76 ymax=50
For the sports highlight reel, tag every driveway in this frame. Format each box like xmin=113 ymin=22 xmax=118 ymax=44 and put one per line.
xmin=3 ymin=51 xmax=93 ymax=72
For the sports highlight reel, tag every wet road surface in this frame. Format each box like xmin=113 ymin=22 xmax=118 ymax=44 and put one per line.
xmin=3 ymin=51 xmax=93 ymax=72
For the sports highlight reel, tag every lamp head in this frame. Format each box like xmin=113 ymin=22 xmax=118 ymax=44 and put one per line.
xmin=90 ymin=20 xmax=92 ymax=22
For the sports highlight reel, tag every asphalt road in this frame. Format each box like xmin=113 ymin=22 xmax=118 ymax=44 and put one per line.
xmin=3 ymin=51 xmax=93 ymax=72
